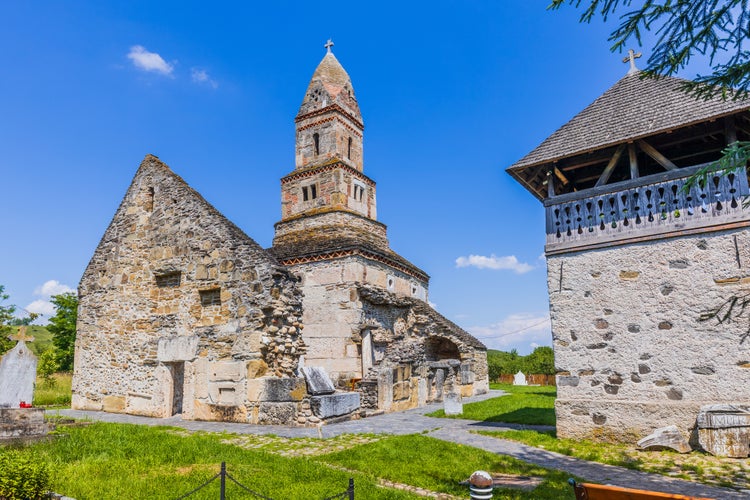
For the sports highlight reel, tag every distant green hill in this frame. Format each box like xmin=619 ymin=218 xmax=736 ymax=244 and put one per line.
xmin=8 ymin=325 xmax=53 ymax=356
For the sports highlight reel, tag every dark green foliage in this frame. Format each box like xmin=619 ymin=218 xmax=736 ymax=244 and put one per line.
xmin=487 ymin=346 xmax=556 ymax=379
xmin=0 ymin=450 xmax=51 ymax=500
xmin=0 ymin=285 xmax=16 ymax=355
xmin=37 ymin=349 xmax=59 ymax=387
xmin=47 ymin=293 xmax=78 ymax=371
xmin=429 ymin=383 xmax=557 ymax=426
xmin=549 ymin=0 xmax=750 ymax=100
xmin=682 ymin=141 xmax=750 ymax=197
xmin=8 ymin=317 xmax=33 ymax=326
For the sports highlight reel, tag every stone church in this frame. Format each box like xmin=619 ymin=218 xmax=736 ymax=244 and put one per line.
xmin=508 ymin=55 xmax=750 ymax=442
xmin=72 ymin=45 xmax=488 ymax=425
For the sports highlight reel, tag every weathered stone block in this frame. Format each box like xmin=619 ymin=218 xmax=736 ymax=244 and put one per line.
xmin=0 ymin=408 xmax=48 ymax=440
xmin=310 ymin=392 xmax=360 ymax=418
xmin=247 ymin=359 xmax=268 ymax=379
xmin=247 ymin=377 xmax=306 ymax=402
xmin=209 ymin=361 xmax=244 ymax=382
xmin=157 ymin=336 xmax=198 ymax=362
xmin=637 ymin=425 xmax=691 ymax=453
xmin=301 ymin=366 xmax=336 ymax=395
xmin=258 ymin=402 xmax=297 ymax=424
xmin=103 ymin=395 xmax=126 ymax=412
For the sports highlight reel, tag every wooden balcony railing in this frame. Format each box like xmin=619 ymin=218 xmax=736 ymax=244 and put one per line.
xmin=544 ymin=164 xmax=750 ymax=254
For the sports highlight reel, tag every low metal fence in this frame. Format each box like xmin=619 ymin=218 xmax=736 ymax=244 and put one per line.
xmin=174 ymin=462 xmax=355 ymax=500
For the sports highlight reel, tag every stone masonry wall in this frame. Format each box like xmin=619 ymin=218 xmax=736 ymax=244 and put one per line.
xmin=289 ymin=255 xmax=428 ymax=384
xmin=357 ymin=286 xmax=489 ymax=412
xmin=280 ymin=165 xmax=376 ymax=221
xmin=550 ymin=228 xmax=750 ymax=442
xmin=74 ymin=156 xmax=309 ymax=425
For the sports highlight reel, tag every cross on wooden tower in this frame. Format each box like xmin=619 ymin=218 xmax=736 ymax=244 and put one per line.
xmin=623 ymin=49 xmax=642 ymax=74
xmin=325 ymin=39 xmax=334 ymax=53
xmin=8 ymin=326 xmax=34 ymax=343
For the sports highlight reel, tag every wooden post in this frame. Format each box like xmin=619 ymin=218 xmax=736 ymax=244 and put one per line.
xmin=726 ymin=116 xmax=738 ymax=145
xmin=628 ymin=143 xmax=639 ymax=179
xmin=547 ymin=169 xmax=555 ymax=198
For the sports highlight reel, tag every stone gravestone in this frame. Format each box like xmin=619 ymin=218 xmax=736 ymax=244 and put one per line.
xmin=0 ymin=328 xmax=48 ymax=440
xmin=0 ymin=328 xmax=38 ymax=407
xmin=513 ymin=371 xmax=527 ymax=386
xmin=302 ymin=366 xmax=360 ymax=420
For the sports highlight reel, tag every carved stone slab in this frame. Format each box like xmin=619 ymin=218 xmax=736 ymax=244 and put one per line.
xmin=301 ymin=366 xmax=336 ymax=395
xmin=310 ymin=392 xmax=360 ymax=418
xmin=637 ymin=425 xmax=692 ymax=453
xmin=697 ymin=404 xmax=750 ymax=458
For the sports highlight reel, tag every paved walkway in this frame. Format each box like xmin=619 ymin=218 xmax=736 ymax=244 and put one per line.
xmin=50 ymin=391 xmax=749 ymax=499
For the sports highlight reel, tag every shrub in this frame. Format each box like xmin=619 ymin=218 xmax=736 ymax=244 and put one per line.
xmin=37 ymin=350 xmax=58 ymax=388
xmin=0 ymin=450 xmax=50 ymax=500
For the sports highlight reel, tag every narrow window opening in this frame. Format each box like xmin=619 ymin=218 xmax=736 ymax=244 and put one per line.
xmin=353 ymin=183 xmax=365 ymax=202
xmin=145 ymin=187 xmax=154 ymax=212
xmin=200 ymin=288 xmax=221 ymax=306
xmin=347 ymin=137 xmax=352 ymax=159
xmin=156 ymin=272 xmax=181 ymax=288
xmin=302 ymin=184 xmax=317 ymax=201
xmin=313 ymin=133 xmax=320 ymax=156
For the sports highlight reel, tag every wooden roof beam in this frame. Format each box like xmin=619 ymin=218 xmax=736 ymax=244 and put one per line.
xmin=553 ymin=166 xmax=570 ymax=186
xmin=637 ymin=140 xmax=677 ymax=170
xmin=594 ymin=144 xmax=625 ymax=187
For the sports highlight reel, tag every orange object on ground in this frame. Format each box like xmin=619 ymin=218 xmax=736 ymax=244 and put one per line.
xmin=569 ymin=479 xmax=714 ymax=500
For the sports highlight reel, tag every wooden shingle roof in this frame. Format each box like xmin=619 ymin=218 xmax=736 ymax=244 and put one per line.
xmin=507 ymin=72 xmax=750 ymax=198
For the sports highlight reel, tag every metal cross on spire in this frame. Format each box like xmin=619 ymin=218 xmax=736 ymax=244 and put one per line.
xmin=325 ymin=39 xmax=334 ymax=54
xmin=622 ymin=49 xmax=642 ymax=74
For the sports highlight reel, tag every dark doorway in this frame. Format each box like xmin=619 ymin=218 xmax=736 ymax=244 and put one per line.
xmin=169 ymin=362 xmax=184 ymax=415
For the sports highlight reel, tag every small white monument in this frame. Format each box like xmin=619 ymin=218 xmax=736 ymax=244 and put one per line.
xmin=0 ymin=327 xmax=48 ymax=440
xmin=513 ymin=371 xmax=527 ymax=386
xmin=0 ymin=328 xmax=38 ymax=408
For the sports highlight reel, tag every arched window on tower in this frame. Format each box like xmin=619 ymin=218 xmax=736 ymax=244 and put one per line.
xmin=313 ymin=133 xmax=320 ymax=156
xmin=347 ymin=137 xmax=352 ymax=159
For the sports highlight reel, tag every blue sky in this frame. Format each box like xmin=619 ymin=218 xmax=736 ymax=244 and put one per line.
xmin=2 ymin=2 xmax=663 ymax=353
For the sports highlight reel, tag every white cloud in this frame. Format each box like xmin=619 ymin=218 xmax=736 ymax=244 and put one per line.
xmin=25 ymin=299 xmax=56 ymax=316
xmin=191 ymin=68 xmax=218 ymax=89
xmin=455 ymin=254 xmax=534 ymax=274
xmin=127 ymin=45 xmax=174 ymax=76
xmin=468 ymin=312 xmax=551 ymax=353
xmin=34 ymin=280 xmax=74 ymax=297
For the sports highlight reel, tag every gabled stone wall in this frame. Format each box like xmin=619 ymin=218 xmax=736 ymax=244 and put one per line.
xmin=551 ymin=228 xmax=750 ymax=442
xmin=74 ymin=156 xmax=308 ymax=424
xmin=356 ymin=286 xmax=489 ymax=412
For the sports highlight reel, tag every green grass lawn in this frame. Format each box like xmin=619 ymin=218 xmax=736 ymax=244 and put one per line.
xmin=477 ymin=429 xmax=750 ymax=491
xmin=2 ymin=422 xmax=578 ymax=499
xmin=427 ymin=383 xmax=557 ymax=426
xmin=33 ymin=372 xmax=72 ymax=407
